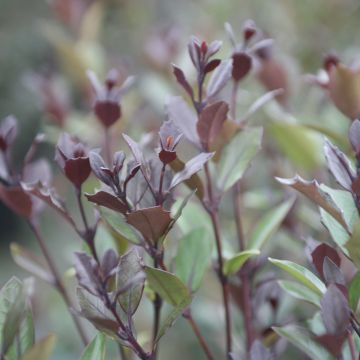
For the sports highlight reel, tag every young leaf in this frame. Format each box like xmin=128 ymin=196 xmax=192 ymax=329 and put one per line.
xmin=196 ymin=101 xmax=228 ymax=150
xmin=273 ymin=325 xmax=332 ymax=360
xmin=175 ymin=228 xmax=213 ymax=292
xmin=206 ymin=59 xmax=232 ymax=100
xmin=311 ymin=243 xmax=341 ymax=279
xmin=21 ymin=334 xmax=57 ymax=360
xmin=320 ymin=284 xmax=350 ymax=335
xmin=278 ymin=280 xmax=321 ymax=307
xmin=248 ymin=198 xmax=294 ymax=250
xmin=223 ymin=249 xmax=260 ymax=276
xmin=232 ymin=52 xmax=252 ymax=82
xmin=268 ymin=258 xmax=326 ymax=295
xmin=86 ymin=191 xmax=128 ymax=214
xmin=10 ymin=243 xmax=54 ymax=284
xmin=276 ymin=175 xmax=349 ymax=231
xmin=217 ymin=127 xmax=263 ymax=192
xmin=349 ymin=272 xmax=360 ymax=310
xmin=144 ymin=267 xmax=191 ymax=307
xmin=170 ymin=152 xmax=213 ymax=190
xmin=172 ymin=65 xmax=193 ymax=98
xmin=323 ymin=138 xmax=355 ymax=192
xmin=79 ymin=333 xmax=106 ymax=360
xmin=116 ymin=248 xmax=144 ymax=315
xmin=322 ymin=257 xmax=345 ymax=285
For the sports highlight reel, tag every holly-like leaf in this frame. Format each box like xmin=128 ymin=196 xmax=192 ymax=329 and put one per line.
xmin=196 ymin=101 xmax=228 ymax=150
xmin=276 ymin=175 xmax=350 ymax=231
xmin=320 ymin=284 xmax=350 ymax=335
xmin=268 ymin=258 xmax=326 ymax=295
xmin=79 ymin=333 xmax=106 ymax=360
xmin=273 ymin=325 xmax=332 ymax=360
xmin=311 ymin=243 xmax=341 ymax=279
xmin=323 ymin=138 xmax=355 ymax=192
xmin=349 ymin=272 xmax=360 ymax=310
xmin=223 ymin=249 xmax=260 ymax=276
xmin=116 ymin=248 xmax=144 ymax=315
xmin=278 ymin=280 xmax=321 ymax=307
xmin=206 ymin=59 xmax=232 ymax=100
xmin=175 ymin=228 xmax=213 ymax=292
xmin=170 ymin=152 xmax=213 ymax=190
xmin=165 ymin=96 xmax=200 ymax=147
xmin=217 ymin=127 xmax=262 ymax=192
xmin=126 ymin=206 xmax=172 ymax=244
xmin=10 ymin=243 xmax=54 ymax=284
xmin=20 ymin=334 xmax=56 ymax=360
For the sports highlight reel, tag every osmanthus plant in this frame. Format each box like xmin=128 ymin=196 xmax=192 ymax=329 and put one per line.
xmin=1 ymin=20 xmax=357 ymax=360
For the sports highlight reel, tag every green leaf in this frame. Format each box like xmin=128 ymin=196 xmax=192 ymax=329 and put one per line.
xmin=79 ymin=333 xmax=106 ymax=360
xmin=345 ymin=220 xmax=360 ymax=268
xmin=144 ymin=267 xmax=191 ymax=307
xmin=20 ymin=334 xmax=56 ymax=360
xmin=349 ymin=272 xmax=360 ymax=311
xmin=101 ymin=208 xmax=143 ymax=244
xmin=269 ymin=121 xmax=322 ymax=171
xmin=10 ymin=243 xmax=53 ymax=284
xmin=217 ymin=127 xmax=263 ymax=191
xmin=273 ymin=325 xmax=332 ymax=360
xmin=248 ymin=198 xmax=294 ymax=250
xmin=268 ymin=258 xmax=326 ymax=295
xmin=223 ymin=249 xmax=260 ymax=276
xmin=116 ymin=249 xmax=144 ymax=315
xmin=175 ymin=228 xmax=213 ymax=291
xmin=5 ymin=312 xmax=34 ymax=360
xmin=278 ymin=280 xmax=321 ymax=307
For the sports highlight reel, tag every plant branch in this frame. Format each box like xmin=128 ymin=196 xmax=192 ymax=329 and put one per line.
xmin=347 ymin=330 xmax=357 ymax=360
xmin=28 ymin=219 xmax=89 ymax=346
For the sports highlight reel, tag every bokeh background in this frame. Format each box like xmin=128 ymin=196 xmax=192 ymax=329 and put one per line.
xmin=1 ymin=0 xmax=360 ymax=358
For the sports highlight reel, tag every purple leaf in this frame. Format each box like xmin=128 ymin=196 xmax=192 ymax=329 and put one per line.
xmin=204 ymin=59 xmax=221 ymax=74
xmin=172 ymin=65 xmax=193 ymax=98
xmin=89 ymin=151 xmax=113 ymax=186
xmin=349 ymin=119 xmax=360 ymax=153
xmin=324 ymin=138 xmax=355 ymax=192
xmin=232 ymin=52 xmax=252 ymax=82
xmin=206 ymin=59 xmax=232 ymax=100
xmin=323 ymin=257 xmax=345 ymax=285
xmin=311 ymin=243 xmax=341 ymax=279
xmin=74 ymin=252 xmax=101 ymax=295
xmin=197 ymin=101 xmax=228 ymax=150
xmin=165 ymin=96 xmax=200 ymax=147
xmin=0 ymin=115 xmax=18 ymax=152
xmin=320 ymin=284 xmax=350 ymax=335
xmin=170 ymin=152 xmax=214 ymax=189
xmin=86 ymin=190 xmax=128 ymax=214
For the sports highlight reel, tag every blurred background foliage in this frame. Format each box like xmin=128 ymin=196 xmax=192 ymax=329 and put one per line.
xmin=1 ymin=0 xmax=360 ymax=358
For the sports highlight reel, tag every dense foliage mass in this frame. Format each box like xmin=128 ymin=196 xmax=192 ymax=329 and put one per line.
xmin=0 ymin=2 xmax=360 ymax=360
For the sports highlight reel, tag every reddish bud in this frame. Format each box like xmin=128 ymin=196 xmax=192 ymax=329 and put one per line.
xmin=201 ymin=41 xmax=207 ymax=55
xmin=243 ymin=20 xmax=257 ymax=43
xmin=323 ymin=53 xmax=340 ymax=72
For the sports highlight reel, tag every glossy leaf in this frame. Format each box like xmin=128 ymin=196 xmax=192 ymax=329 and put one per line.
xmin=278 ymin=280 xmax=321 ymax=307
xmin=175 ymin=228 xmax=213 ymax=291
xmin=217 ymin=127 xmax=263 ymax=192
xmin=268 ymin=258 xmax=326 ymax=295
xmin=223 ymin=249 xmax=259 ymax=276
xmin=79 ymin=333 xmax=106 ymax=360
xmin=248 ymin=198 xmax=294 ymax=250
xmin=144 ymin=267 xmax=191 ymax=307
xmin=86 ymin=191 xmax=128 ymax=214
